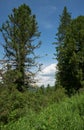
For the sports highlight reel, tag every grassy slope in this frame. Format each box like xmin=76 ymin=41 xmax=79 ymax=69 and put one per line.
xmin=1 ymin=92 xmax=84 ymax=130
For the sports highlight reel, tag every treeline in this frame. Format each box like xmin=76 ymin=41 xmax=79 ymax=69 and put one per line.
xmin=0 ymin=3 xmax=84 ymax=126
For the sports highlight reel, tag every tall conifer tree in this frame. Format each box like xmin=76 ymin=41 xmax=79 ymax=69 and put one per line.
xmin=55 ymin=7 xmax=84 ymax=94
xmin=55 ymin=6 xmax=71 ymax=88
xmin=62 ymin=16 xmax=84 ymax=94
xmin=0 ymin=4 xmax=41 ymax=91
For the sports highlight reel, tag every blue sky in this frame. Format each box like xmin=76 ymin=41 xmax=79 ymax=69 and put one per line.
xmin=0 ymin=0 xmax=84 ymax=86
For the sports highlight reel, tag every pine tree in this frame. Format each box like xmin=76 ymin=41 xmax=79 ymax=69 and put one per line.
xmin=62 ymin=16 xmax=84 ymax=94
xmin=55 ymin=6 xmax=71 ymax=88
xmin=0 ymin=4 xmax=41 ymax=91
xmin=55 ymin=13 xmax=84 ymax=94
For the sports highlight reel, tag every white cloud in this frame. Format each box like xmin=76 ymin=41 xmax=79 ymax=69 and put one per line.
xmin=36 ymin=63 xmax=56 ymax=87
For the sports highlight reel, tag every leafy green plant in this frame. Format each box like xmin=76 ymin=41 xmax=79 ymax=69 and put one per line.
xmin=1 ymin=92 xmax=84 ymax=130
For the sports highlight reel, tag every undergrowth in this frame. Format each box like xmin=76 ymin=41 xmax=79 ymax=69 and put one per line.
xmin=1 ymin=92 xmax=84 ymax=130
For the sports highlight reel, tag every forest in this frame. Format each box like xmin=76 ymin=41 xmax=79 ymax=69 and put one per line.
xmin=0 ymin=4 xmax=84 ymax=130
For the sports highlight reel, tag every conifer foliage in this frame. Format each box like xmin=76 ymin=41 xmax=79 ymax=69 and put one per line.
xmin=55 ymin=7 xmax=84 ymax=94
xmin=63 ymin=16 xmax=84 ymax=93
xmin=55 ymin=6 xmax=72 ymax=89
xmin=0 ymin=4 xmax=41 ymax=91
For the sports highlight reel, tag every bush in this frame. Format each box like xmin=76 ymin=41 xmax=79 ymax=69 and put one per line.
xmin=0 ymin=84 xmax=27 ymax=124
xmin=0 ymin=84 xmax=67 ymax=125
xmin=34 ymin=92 xmax=84 ymax=130
xmin=1 ymin=92 xmax=84 ymax=130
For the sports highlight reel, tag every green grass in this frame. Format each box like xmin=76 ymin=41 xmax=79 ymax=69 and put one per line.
xmin=1 ymin=92 xmax=84 ymax=130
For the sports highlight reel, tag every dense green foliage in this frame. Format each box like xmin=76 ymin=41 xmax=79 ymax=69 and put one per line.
xmin=60 ymin=16 xmax=84 ymax=94
xmin=0 ymin=4 xmax=41 ymax=90
xmin=0 ymin=84 xmax=66 ymax=125
xmin=1 ymin=91 xmax=84 ymax=130
xmin=55 ymin=6 xmax=71 ymax=89
xmin=55 ymin=7 xmax=84 ymax=94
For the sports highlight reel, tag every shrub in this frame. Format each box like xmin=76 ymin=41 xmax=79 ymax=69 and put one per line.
xmin=34 ymin=92 xmax=84 ymax=130
xmin=0 ymin=84 xmax=26 ymax=124
xmin=1 ymin=92 xmax=84 ymax=130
